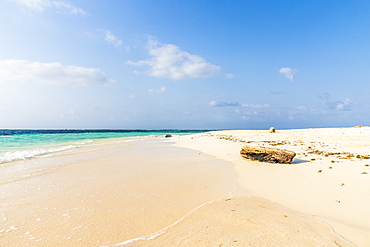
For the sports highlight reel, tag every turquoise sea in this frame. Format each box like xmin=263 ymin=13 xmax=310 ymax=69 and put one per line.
xmin=0 ymin=129 xmax=207 ymax=164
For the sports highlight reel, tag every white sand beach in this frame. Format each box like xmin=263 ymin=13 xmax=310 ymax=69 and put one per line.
xmin=171 ymin=127 xmax=370 ymax=246
xmin=1 ymin=127 xmax=370 ymax=246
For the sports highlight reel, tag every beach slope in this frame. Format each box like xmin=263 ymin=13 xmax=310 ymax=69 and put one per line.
xmin=121 ymin=197 xmax=353 ymax=247
xmin=172 ymin=127 xmax=370 ymax=246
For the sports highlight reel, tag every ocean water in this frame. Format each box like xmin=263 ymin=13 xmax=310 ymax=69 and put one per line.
xmin=0 ymin=129 xmax=206 ymax=165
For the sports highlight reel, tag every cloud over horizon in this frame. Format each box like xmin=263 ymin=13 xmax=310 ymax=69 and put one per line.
xmin=0 ymin=60 xmax=115 ymax=86
xmin=9 ymin=0 xmax=87 ymax=16
xmin=242 ymin=103 xmax=270 ymax=108
xmin=148 ymin=86 xmax=166 ymax=95
xmin=127 ymin=37 xmax=221 ymax=80
xmin=318 ymin=93 xmax=355 ymax=112
xmin=209 ymin=100 xmax=240 ymax=107
xmin=279 ymin=67 xmax=298 ymax=82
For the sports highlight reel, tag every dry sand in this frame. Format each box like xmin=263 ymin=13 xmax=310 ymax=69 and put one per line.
xmin=1 ymin=127 xmax=369 ymax=246
xmin=171 ymin=127 xmax=370 ymax=246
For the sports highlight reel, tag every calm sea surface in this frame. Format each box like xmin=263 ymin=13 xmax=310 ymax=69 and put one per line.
xmin=0 ymin=129 xmax=207 ymax=164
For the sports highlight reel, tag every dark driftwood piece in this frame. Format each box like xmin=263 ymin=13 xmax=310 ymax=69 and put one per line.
xmin=240 ymin=146 xmax=296 ymax=164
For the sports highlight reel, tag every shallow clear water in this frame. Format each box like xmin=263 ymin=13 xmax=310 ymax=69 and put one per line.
xmin=0 ymin=129 xmax=206 ymax=164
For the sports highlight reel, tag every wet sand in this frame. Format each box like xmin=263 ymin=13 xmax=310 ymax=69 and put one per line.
xmin=122 ymin=197 xmax=352 ymax=247
xmin=2 ymin=127 xmax=368 ymax=246
xmin=0 ymin=138 xmax=237 ymax=246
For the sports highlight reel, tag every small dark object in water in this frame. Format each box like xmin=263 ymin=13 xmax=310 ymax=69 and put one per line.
xmin=165 ymin=134 xmax=172 ymax=138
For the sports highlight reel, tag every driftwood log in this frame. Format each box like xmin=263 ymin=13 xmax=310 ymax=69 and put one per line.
xmin=240 ymin=145 xmax=296 ymax=164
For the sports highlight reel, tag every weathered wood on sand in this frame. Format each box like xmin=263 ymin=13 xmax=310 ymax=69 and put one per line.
xmin=240 ymin=145 xmax=296 ymax=164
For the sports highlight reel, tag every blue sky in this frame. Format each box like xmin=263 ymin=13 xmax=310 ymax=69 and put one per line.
xmin=1 ymin=0 xmax=369 ymax=129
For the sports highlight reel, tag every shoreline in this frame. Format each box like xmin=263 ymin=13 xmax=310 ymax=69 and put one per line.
xmin=1 ymin=127 xmax=369 ymax=246
xmin=0 ymin=137 xmax=238 ymax=246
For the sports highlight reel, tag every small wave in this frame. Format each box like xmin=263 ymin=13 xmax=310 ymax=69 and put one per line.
xmin=0 ymin=145 xmax=76 ymax=164
xmin=76 ymin=140 xmax=93 ymax=145
xmin=111 ymin=199 xmax=222 ymax=246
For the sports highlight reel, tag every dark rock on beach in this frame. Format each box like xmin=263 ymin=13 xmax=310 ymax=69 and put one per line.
xmin=240 ymin=145 xmax=296 ymax=164
xmin=165 ymin=134 xmax=172 ymax=138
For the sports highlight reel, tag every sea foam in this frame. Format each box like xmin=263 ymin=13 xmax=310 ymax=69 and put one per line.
xmin=0 ymin=145 xmax=76 ymax=164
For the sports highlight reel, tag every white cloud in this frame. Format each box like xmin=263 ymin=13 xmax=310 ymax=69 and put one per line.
xmin=103 ymin=30 xmax=124 ymax=48
xmin=9 ymin=0 xmax=87 ymax=16
xmin=0 ymin=60 xmax=115 ymax=86
xmin=318 ymin=93 xmax=356 ymax=112
xmin=85 ymin=30 xmax=128 ymax=50
xmin=127 ymin=37 xmax=221 ymax=80
xmin=335 ymin=98 xmax=354 ymax=111
xmin=52 ymin=1 xmax=87 ymax=16
xmin=209 ymin=100 xmax=270 ymax=108
xmin=209 ymin=100 xmax=240 ymax=107
xmin=242 ymin=103 xmax=270 ymax=108
xmin=296 ymin=106 xmax=306 ymax=110
xmin=148 ymin=86 xmax=166 ymax=95
xmin=208 ymin=100 xmax=218 ymax=107
xmin=10 ymin=0 xmax=51 ymax=12
xmin=236 ymin=108 xmax=262 ymax=120
xmin=279 ymin=67 xmax=298 ymax=82
xmin=225 ymin=73 xmax=235 ymax=79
